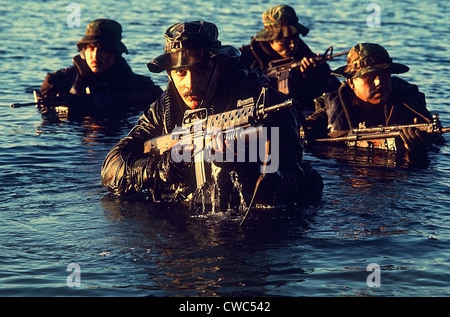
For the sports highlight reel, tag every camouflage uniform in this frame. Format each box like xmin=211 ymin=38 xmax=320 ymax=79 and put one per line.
xmin=305 ymin=43 xmax=440 ymax=153
xmin=239 ymin=5 xmax=340 ymax=112
xmin=39 ymin=19 xmax=162 ymax=118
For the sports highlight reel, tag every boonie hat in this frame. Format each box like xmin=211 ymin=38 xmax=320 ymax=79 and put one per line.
xmin=147 ymin=20 xmax=241 ymax=73
xmin=332 ymin=43 xmax=409 ymax=78
xmin=77 ymin=19 xmax=128 ymax=55
xmin=253 ymin=5 xmax=309 ymax=41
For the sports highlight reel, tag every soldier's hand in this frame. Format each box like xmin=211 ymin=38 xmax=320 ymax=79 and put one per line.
xmin=210 ymin=129 xmax=234 ymax=154
xmin=399 ymin=127 xmax=428 ymax=152
xmin=299 ymin=56 xmax=319 ymax=74
xmin=36 ymin=97 xmax=51 ymax=114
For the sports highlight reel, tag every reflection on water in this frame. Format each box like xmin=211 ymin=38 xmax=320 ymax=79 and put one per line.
xmin=100 ymin=194 xmax=317 ymax=296
xmin=307 ymin=144 xmax=434 ymax=169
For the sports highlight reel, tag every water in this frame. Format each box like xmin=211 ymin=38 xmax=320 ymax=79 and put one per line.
xmin=1 ymin=0 xmax=449 ymax=298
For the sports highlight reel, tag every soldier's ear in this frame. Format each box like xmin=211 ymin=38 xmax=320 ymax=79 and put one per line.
xmin=79 ymin=48 xmax=86 ymax=60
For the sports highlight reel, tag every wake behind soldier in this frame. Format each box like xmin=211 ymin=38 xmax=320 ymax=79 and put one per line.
xmin=38 ymin=18 xmax=163 ymax=120
xmin=239 ymin=4 xmax=341 ymax=113
xmin=101 ymin=20 xmax=323 ymax=218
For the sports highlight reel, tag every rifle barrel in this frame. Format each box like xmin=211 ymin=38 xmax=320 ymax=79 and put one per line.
xmin=261 ymin=98 xmax=293 ymax=114
xmin=315 ymin=126 xmax=450 ymax=143
xmin=10 ymin=102 xmax=37 ymax=108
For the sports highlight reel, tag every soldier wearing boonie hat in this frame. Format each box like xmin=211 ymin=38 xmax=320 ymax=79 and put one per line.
xmin=147 ymin=20 xmax=241 ymax=73
xmin=38 ymin=18 xmax=162 ymax=118
xmin=304 ymin=42 xmax=439 ymax=153
xmin=76 ymin=19 xmax=129 ymax=55
xmin=102 ymin=19 xmax=324 ymax=213
xmin=253 ymin=4 xmax=309 ymax=42
xmin=147 ymin=20 xmax=242 ymax=110
xmin=254 ymin=5 xmax=309 ymax=41
xmin=332 ymin=43 xmax=409 ymax=79
xmin=239 ymin=5 xmax=340 ymax=112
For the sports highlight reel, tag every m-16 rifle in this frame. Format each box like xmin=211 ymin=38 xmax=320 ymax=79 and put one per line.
xmin=11 ymin=90 xmax=75 ymax=109
xmin=144 ymin=87 xmax=294 ymax=220
xmin=264 ymin=46 xmax=349 ymax=95
xmin=10 ymin=90 xmax=112 ymax=109
xmin=10 ymin=89 xmax=151 ymax=113
xmin=144 ymin=87 xmax=293 ymax=155
xmin=143 ymin=87 xmax=293 ymax=187
xmin=314 ymin=114 xmax=450 ymax=150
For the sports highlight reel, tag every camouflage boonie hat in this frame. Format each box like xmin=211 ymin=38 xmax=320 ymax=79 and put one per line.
xmin=77 ymin=19 xmax=128 ymax=55
xmin=332 ymin=43 xmax=409 ymax=78
xmin=253 ymin=5 xmax=309 ymax=41
xmin=147 ymin=20 xmax=241 ymax=73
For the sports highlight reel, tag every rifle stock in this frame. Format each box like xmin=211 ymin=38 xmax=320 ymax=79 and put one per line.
xmin=315 ymin=114 xmax=450 ymax=143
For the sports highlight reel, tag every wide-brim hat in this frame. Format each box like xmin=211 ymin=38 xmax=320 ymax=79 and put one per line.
xmin=253 ymin=5 xmax=309 ymax=42
xmin=147 ymin=20 xmax=241 ymax=73
xmin=76 ymin=19 xmax=128 ymax=55
xmin=332 ymin=43 xmax=409 ymax=79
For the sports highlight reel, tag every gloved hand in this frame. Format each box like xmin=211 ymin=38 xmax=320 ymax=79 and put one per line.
xmin=399 ymin=127 xmax=429 ymax=152
xmin=299 ymin=56 xmax=320 ymax=77
xmin=156 ymin=150 xmax=190 ymax=183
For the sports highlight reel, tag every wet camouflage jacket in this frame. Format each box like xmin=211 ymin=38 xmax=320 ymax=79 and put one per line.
xmin=239 ymin=37 xmax=340 ymax=112
xmin=39 ymin=55 xmax=163 ymax=116
xmin=101 ymin=68 xmax=323 ymax=214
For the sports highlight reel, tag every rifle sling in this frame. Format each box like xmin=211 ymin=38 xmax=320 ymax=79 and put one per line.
xmin=240 ymin=138 xmax=270 ymax=225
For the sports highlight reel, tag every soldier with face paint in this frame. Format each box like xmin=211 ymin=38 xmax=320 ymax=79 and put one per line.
xmin=239 ymin=5 xmax=340 ymax=112
xmin=304 ymin=43 xmax=442 ymax=153
xmin=101 ymin=20 xmax=324 ymax=215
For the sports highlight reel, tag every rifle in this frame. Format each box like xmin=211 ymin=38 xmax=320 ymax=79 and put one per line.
xmin=144 ymin=87 xmax=293 ymax=217
xmin=314 ymin=114 xmax=450 ymax=149
xmin=144 ymin=87 xmax=293 ymax=155
xmin=11 ymin=91 xmax=64 ymax=108
xmin=264 ymin=46 xmax=348 ymax=95
xmin=10 ymin=89 xmax=151 ymax=111
xmin=143 ymin=87 xmax=293 ymax=187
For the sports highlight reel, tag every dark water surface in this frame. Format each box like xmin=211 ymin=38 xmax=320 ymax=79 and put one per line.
xmin=1 ymin=0 xmax=449 ymax=297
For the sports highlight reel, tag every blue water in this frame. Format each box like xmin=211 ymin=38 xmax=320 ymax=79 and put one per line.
xmin=1 ymin=0 xmax=449 ymax=298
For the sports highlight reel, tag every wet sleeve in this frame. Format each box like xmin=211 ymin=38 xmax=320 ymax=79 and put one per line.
xmin=100 ymin=104 xmax=165 ymax=196
xmin=39 ymin=67 xmax=75 ymax=98
xmin=39 ymin=73 xmax=57 ymax=98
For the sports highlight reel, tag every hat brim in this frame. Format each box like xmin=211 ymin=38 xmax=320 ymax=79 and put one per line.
xmin=253 ymin=23 xmax=309 ymax=41
xmin=332 ymin=62 xmax=410 ymax=78
xmin=76 ymin=37 xmax=128 ymax=55
xmin=147 ymin=45 xmax=241 ymax=73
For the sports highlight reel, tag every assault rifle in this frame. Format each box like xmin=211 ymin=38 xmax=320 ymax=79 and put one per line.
xmin=264 ymin=46 xmax=348 ymax=95
xmin=11 ymin=90 xmax=103 ymax=109
xmin=143 ymin=87 xmax=293 ymax=155
xmin=10 ymin=89 xmax=151 ymax=113
xmin=143 ymin=87 xmax=293 ymax=188
xmin=314 ymin=114 xmax=450 ymax=149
